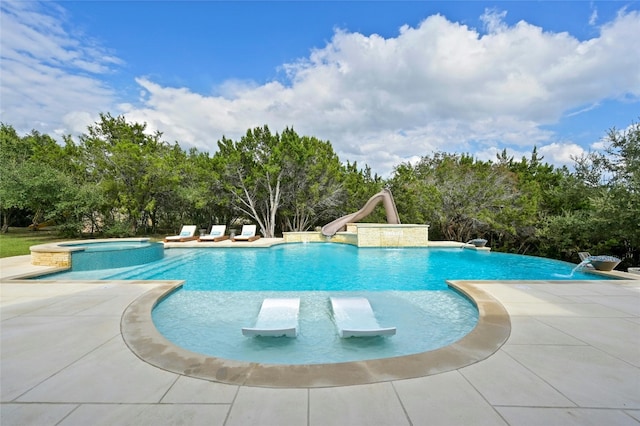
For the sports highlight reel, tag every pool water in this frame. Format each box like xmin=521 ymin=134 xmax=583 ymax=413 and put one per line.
xmin=153 ymin=290 xmax=477 ymax=364
xmin=61 ymin=241 xmax=164 ymax=271
xmin=39 ymin=244 xmax=603 ymax=365
xmin=41 ymin=243 xmax=600 ymax=287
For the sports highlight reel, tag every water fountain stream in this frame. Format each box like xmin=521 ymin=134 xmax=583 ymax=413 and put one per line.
xmin=570 ymin=259 xmax=593 ymax=276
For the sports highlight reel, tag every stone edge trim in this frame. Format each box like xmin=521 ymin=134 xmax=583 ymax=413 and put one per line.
xmin=121 ymin=280 xmax=511 ymax=388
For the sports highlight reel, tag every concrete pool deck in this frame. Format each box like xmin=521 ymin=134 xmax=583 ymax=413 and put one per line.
xmin=1 ymin=254 xmax=640 ymax=425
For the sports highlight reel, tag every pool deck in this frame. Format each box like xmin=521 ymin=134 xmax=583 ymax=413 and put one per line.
xmin=1 ymin=252 xmax=640 ymax=425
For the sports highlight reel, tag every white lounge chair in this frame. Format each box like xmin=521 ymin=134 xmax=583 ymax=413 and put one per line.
xmin=242 ymin=298 xmax=300 ymax=337
xmin=198 ymin=225 xmax=229 ymax=242
xmin=577 ymin=252 xmax=595 ymax=269
xmin=330 ymin=297 xmax=396 ymax=338
xmin=164 ymin=225 xmax=198 ymax=242
xmin=232 ymin=224 xmax=260 ymax=242
xmin=578 ymin=252 xmax=591 ymax=261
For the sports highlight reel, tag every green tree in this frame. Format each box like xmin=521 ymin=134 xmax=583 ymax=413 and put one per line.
xmin=389 ymin=162 xmax=438 ymax=225
xmin=181 ymin=147 xmax=236 ymax=232
xmin=278 ymin=131 xmax=345 ymax=231
xmin=216 ymin=125 xmax=284 ymax=237
xmin=0 ymin=124 xmax=73 ymax=232
xmin=602 ymin=122 xmax=640 ymax=261
xmin=495 ymin=147 xmax=582 ymax=254
xmin=537 ymin=120 xmax=639 ymax=267
xmin=76 ymin=114 xmax=185 ymax=235
xmin=339 ymin=161 xmax=385 ymax=223
xmin=215 ymin=126 xmax=348 ymax=236
xmin=389 ymin=153 xmax=521 ymax=243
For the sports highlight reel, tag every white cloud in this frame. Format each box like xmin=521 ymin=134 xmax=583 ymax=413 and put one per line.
xmin=589 ymin=8 xmax=599 ymax=26
xmin=120 ymin=9 xmax=639 ymax=175
xmin=0 ymin=1 xmax=119 ymax=135
xmin=2 ymin=2 xmax=639 ymax=177
xmin=480 ymin=8 xmax=509 ymax=33
xmin=538 ymin=142 xmax=586 ymax=165
xmin=474 ymin=141 xmax=586 ymax=169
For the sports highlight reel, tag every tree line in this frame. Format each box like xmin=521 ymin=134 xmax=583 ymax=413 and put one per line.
xmin=1 ymin=114 xmax=638 ymax=269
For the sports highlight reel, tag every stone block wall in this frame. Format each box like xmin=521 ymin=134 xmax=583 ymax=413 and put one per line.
xmin=331 ymin=233 xmax=358 ymax=245
xmin=31 ymin=251 xmax=71 ymax=267
xmin=282 ymin=231 xmax=358 ymax=245
xmin=282 ymin=232 xmax=327 ymax=243
xmin=283 ymin=224 xmax=429 ymax=247
xmin=354 ymin=224 xmax=429 ymax=247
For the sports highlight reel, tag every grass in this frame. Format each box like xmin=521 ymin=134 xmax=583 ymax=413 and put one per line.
xmin=0 ymin=228 xmax=66 ymax=258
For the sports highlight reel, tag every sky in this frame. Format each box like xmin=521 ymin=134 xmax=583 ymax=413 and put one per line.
xmin=1 ymin=1 xmax=639 ymax=177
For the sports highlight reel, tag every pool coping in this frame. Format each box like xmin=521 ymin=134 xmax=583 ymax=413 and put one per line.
xmin=30 ymin=237 xmax=154 ymax=253
xmin=120 ymin=280 xmax=511 ymax=388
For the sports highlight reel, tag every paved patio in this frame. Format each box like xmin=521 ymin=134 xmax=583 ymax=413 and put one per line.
xmin=1 ymin=254 xmax=639 ymax=425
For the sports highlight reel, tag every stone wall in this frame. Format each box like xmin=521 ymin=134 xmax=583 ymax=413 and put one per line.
xmin=282 ymin=231 xmax=358 ymax=245
xmin=353 ymin=224 xmax=429 ymax=247
xmin=283 ymin=223 xmax=429 ymax=247
xmin=31 ymin=251 xmax=71 ymax=267
xmin=282 ymin=232 xmax=327 ymax=243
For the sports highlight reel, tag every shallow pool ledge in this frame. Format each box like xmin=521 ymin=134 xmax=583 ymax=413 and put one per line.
xmin=121 ymin=280 xmax=511 ymax=388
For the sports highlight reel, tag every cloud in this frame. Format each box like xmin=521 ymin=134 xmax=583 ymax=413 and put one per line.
xmin=0 ymin=1 xmax=119 ymax=136
xmin=589 ymin=8 xmax=599 ymax=26
xmin=124 ymin=10 xmax=639 ymax=175
xmin=538 ymin=142 xmax=586 ymax=165
xmin=2 ymin=2 xmax=639 ymax=176
xmin=480 ymin=8 xmax=509 ymax=33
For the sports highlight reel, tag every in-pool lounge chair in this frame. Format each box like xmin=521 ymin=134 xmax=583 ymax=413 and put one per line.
xmin=242 ymin=298 xmax=300 ymax=337
xmin=330 ymin=297 xmax=396 ymax=338
xmin=198 ymin=225 xmax=229 ymax=242
xmin=164 ymin=225 xmax=198 ymax=242
xmin=232 ymin=224 xmax=260 ymax=242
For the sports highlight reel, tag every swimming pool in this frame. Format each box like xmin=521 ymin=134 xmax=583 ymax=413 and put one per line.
xmin=60 ymin=240 xmax=164 ymax=271
xmin=40 ymin=244 xmax=603 ymax=365
xmin=42 ymin=243 xmax=600 ymax=285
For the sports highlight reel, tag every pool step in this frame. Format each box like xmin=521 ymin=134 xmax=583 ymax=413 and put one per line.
xmin=104 ymin=251 xmax=196 ymax=280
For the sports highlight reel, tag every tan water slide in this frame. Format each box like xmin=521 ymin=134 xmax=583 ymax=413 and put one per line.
xmin=321 ymin=189 xmax=401 ymax=237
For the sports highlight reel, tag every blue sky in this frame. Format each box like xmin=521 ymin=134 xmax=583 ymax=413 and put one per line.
xmin=2 ymin=1 xmax=639 ymax=176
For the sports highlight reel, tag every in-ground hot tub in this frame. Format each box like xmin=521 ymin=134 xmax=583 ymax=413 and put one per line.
xmin=30 ymin=238 xmax=164 ymax=270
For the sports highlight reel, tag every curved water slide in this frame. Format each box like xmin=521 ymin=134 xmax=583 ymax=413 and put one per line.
xmin=321 ymin=189 xmax=401 ymax=237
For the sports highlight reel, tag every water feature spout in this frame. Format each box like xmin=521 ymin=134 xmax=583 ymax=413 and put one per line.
xmin=570 ymin=259 xmax=593 ymax=276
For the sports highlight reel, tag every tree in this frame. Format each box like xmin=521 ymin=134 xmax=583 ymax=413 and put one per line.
xmin=388 ymin=161 xmax=438 ymax=225
xmin=537 ymin=120 xmax=640 ymax=267
xmin=389 ymin=153 xmax=521 ymax=243
xmin=181 ymin=147 xmax=236 ymax=232
xmin=340 ymin=161 xmax=385 ymax=223
xmin=278 ymin=131 xmax=345 ymax=232
xmin=216 ymin=126 xmax=284 ymax=237
xmin=215 ymin=126 xmax=347 ymax=236
xmin=0 ymin=124 xmax=73 ymax=232
xmin=76 ymin=113 xmax=185 ymax=235
xmin=585 ymin=121 xmax=639 ymax=265
xmin=496 ymin=147 xmax=582 ymax=254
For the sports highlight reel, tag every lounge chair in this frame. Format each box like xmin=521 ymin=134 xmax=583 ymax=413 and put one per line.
xmin=198 ymin=225 xmax=229 ymax=242
xmin=232 ymin=224 xmax=261 ymax=242
xmin=577 ymin=252 xmax=595 ymax=269
xmin=330 ymin=297 xmax=396 ymax=337
xmin=242 ymin=298 xmax=300 ymax=337
xmin=578 ymin=252 xmax=591 ymax=261
xmin=164 ymin=225 xmax=198 ymax=242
